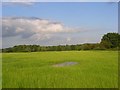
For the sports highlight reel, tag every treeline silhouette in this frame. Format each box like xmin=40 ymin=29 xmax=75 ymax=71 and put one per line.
xmin=2 ymin=32 xmax=120 ymax=52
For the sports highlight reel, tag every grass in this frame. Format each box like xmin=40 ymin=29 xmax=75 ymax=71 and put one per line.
xmin=2 ymin=51 xmax=118 ymax=88
xmin=0 ymin=53 xmax=2 ymax=89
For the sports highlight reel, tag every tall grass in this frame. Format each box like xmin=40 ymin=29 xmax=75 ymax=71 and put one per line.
xmin=2 ymin=51 xmax=118 ymax=88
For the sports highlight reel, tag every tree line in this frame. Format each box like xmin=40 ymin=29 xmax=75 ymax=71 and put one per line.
xmin=2 ymin=32 xmax=120 ymax=52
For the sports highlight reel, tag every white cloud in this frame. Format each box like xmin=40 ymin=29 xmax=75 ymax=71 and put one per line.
xmin=2 ymin=17 xmax=101 ymax=48
xmin=2 ymin=0 xmax=37 ymax=2
xmin=66 ymin=37 xmax=71 ymax=42
xmin=2 ymin=0 xmax=37 ymax=5
xmin=2 ymin=17 xmax=83 ymax=41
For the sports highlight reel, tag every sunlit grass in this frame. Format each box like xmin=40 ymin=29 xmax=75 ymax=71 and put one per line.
xmin=2 ymin=51 xmax=118 ymax=88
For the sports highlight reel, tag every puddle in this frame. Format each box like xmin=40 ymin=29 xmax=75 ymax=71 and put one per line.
xmin=53 ymin=62 xmax=78 ymax=67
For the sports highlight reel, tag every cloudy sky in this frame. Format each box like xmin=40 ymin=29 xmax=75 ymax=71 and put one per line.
xmin=1 ymin=2 xmax=118 ymax=48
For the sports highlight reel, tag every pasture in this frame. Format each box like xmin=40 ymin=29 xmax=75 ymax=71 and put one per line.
xmin=2 ymin=51 xmax=118 ymax=88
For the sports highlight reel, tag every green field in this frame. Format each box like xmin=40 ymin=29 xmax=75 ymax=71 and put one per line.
xmin=0 ymin=53 xmax=2 ymax=89
xmin=2 ymin=51 xmax=118 ymax=88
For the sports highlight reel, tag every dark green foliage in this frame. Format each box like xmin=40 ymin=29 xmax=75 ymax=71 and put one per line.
xmin=100 ymin=33 xmax=120 ymax=49
xmin=2 ymin=32 xmax=120 ymax=52
xmin=81 ymin=43 xmax=97 ymax=50
xmin=2 ymin=44 xmax=99 ymax=52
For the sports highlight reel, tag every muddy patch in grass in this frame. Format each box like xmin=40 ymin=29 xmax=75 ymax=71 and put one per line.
xmin=53 ymin=62 xmax=78 ymax=67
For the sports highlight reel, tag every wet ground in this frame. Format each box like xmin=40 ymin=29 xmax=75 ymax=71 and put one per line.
xmin=53 ymin=62 xmax=78 ymax=67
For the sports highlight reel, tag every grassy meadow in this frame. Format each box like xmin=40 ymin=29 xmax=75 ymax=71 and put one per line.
xmin=0 ymin=53 xmax=2 ymax=89
xmin=2 ymin=51 xmax=118 ymax=88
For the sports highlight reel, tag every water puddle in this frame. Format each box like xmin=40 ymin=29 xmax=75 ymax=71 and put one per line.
xmin=53 ymin=62 xmax=78 ymax=67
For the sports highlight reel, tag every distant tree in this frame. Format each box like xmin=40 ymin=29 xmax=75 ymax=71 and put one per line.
xmin=100 ymin=33 xmax=120 ymax=49
xmin=65 ymin=45 xmax=71 ymax=51
xmin=75 ymin=44 xmax=81 ymax=50
xmin=71 ymin=45 xmax=75 ymax=50
xmin=93 ymin=43 xmax=102 ymax=50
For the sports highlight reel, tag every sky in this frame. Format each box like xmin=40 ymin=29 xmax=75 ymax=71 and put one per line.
xmin=1 ymin=2 xmax=118 ymax=48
